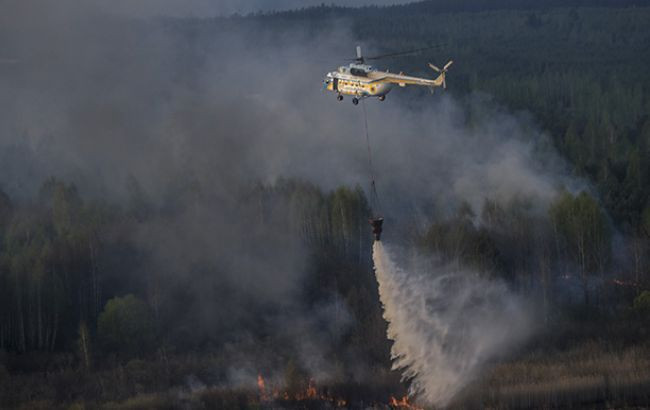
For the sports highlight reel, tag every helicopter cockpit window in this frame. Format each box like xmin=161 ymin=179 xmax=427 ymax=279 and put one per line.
xmin=350 ymin=68 xmax=367 ymax=77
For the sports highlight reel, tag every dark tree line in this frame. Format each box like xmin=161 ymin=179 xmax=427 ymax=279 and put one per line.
xmin=0 ymin=178 xmax=391 ymax=372
xmin=0 ymin=179 xmax=109 ymax=353
xmin=418 ymin=191 xmax=615 ymax=311
xmin=0 ymin=175 xmax=639 ymax=359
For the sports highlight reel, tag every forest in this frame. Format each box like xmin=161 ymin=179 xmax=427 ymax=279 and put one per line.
xmin=2 ymin=1 xmax=650 ymax=408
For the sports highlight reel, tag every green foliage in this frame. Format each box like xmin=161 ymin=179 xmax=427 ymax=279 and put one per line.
xmin=0 ymin=178 xmax=115 ymax=352
xmin=97 ymin=295 xmax=156 ymax=357
xmin=420 ymin=203 xmax=502 ymax=274
xmin=632 ymin=291 xmax=650 ymax=316
xmin=550 ymin=191 xmax=611 ymax=303
xmin=549 ymin=191 xmax=611 ymax=271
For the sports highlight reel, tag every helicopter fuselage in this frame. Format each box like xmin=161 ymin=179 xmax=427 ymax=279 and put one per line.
xmin=323 ymin=64 xmax=393 ymax=100
xmin=323 ymin=60 xmax=450 ymax=104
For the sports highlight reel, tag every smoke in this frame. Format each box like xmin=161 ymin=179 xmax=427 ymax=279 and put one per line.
xmin=372 ymin=241 xmax=532 ymax=406
xmin=0 ymin=0 xmax=581 ymax=389
xmin=93 ymin=0 xmax=419 ymax=18
xmin=0 ymin=3 xmax=580 ymax=210
xmin=0 ymin=0 xmax=417 ymax=20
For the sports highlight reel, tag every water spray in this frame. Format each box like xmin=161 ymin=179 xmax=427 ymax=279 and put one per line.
xmin=371 ymin=242 xmax=532 ymax=406
xmin=358 ymin=85 xmax=530 ymax=407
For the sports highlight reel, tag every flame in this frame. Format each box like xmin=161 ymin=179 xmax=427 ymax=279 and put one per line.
xmin=306 ymin=378 xmax=317 ymax=398
xmin=389 ymin=395 xmax=422 ymax=409
xmin=257 ymin=374 xmax=269 ymax=401
xmin=256 ymin=373 xmax=347 ymax=406
xmin=258 ymin=373 xmax=424 ymax=409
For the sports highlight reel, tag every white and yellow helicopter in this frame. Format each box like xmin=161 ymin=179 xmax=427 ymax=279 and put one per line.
xmin=323 ymin=46 xmax=452 ymax=105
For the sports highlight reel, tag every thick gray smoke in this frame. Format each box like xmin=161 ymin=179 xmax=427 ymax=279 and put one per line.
xmin=1 ymin=0 xmax=578 ymax=386
xmin=0 ymin=2 xmax=579 ymax=211
xmin=373 ymin=241 xmax=532 ymax=406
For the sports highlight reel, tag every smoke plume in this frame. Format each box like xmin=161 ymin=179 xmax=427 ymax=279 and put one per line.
xmin=0 ymin=0 xmax=580 ymax=388
xmin=372 ymin=241 xmax=532 ymax=406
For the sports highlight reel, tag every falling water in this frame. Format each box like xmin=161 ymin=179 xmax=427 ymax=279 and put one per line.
xmin=372 ymin=241 xmax=531 ymax=406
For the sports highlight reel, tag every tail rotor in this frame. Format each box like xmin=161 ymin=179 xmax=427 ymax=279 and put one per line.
xmin=429 ymin=60 xmax=453 ymax=89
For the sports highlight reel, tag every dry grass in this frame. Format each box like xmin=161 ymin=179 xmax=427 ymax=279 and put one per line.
xmin=102 ymin=393 xmax=176 ymax=410
xmin=6 ymin=342 xmax=650 ymax=409
xmin=454 ymin=342 xmax=650 ymax=409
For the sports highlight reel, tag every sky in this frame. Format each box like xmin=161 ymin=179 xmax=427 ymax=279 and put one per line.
xmin=89 ymin=0 xmax=418 ymax=17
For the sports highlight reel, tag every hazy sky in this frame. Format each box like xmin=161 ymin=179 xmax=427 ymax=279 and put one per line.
xmin=93 ymin=0 xmax=417 ymax=17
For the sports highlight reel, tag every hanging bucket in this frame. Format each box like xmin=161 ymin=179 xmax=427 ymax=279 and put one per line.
xmin=369 ymin=217 xmax=384 ymax=241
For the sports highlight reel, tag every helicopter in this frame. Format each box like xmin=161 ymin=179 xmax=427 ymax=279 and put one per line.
xmin=323 ymin=46 xmax=453 ymax=105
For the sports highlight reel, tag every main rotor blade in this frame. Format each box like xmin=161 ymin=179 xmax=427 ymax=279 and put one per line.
xmin=356 ymin=45 xmax=362 ymax=59
xmin=365 ymin=44 xmax=444 ymax=61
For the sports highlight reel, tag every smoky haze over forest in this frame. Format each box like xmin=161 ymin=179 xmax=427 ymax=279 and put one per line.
xmin=0 ymin=0 xmax=586 ymax=397
xmin=0 ymin=0 xmax=418 ymax=19
xmin=0 ymin=2 xmax=580 ymax=210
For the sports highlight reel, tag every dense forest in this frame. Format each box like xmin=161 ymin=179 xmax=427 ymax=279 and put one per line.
xmin=2 ymin=1 xmax=650 ymax=408
xmin=247 ymin=2 xmax=650 ymax=229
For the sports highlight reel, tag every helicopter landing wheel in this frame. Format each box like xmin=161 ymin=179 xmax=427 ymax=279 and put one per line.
xmin=337 ymin=94 xmax=343 ymax=102
xmin=378 ymin=95 xmax=386 ymax=102
xmin=352 ymin=97 xmax=359 ymax=105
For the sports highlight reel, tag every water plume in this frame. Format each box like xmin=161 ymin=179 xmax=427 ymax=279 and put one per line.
xmin=372 ymin=241 xmax=531 ymax=407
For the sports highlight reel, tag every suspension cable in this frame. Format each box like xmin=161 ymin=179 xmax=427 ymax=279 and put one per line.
xmin=361 ymin=99 xmax=381 ymax=214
